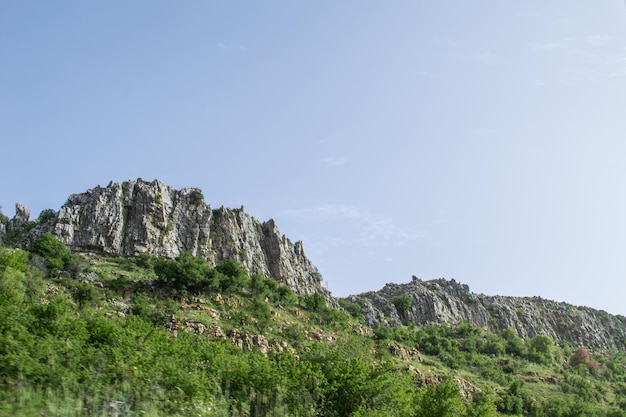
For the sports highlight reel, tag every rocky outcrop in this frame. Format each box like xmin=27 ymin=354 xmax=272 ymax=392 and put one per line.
xmin=349 ymin=276 xmax=626 ymax=350
xmin=15 ymin=178 xmax=334 ymax=304
xmin=7 ymin=202 xmax=30 ymax=233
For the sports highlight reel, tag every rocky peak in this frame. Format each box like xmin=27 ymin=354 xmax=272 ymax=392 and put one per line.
xmin=15 ymin=178 xmax=335 ymax=305
xmin=349 ymin=277 xmax=626 ymax=350
xmin=7 ymin=202 xmax=30 ymax=233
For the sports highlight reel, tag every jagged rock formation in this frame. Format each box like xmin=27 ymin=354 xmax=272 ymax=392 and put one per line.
xmin=349 ymin=276 xmax=626 ymax=350
xmin=6 ymin=178 xmax=626 ymax=349
xmin=6 ymin=202 xmax=30 ymax=233
xmin=11 ymin=178 xmax=333 ymax=304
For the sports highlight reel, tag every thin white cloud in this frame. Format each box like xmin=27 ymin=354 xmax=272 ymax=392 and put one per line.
xmin=469 ymin=128 xmax=499 ymax=136
xmin=280 ymin=204 xmax=427 ymax=249
xmin=532 ymin=38 xmax=575 ymax=51
xmin=584 ymin=35 xmax=613 ymax=47
xmin=322 ymin=157 xmax=347 ymax=167
xmin=532 ymin=35 xmax=613 ymax=52
xmin=217 ymin=43 xmax=247 ymax=52
xmin=517 ymin=11 xmax=542 ymax=18
xmin=471 ymin=52 xmax=496 ymax=65
xmin=532 ymin=35 xmax=624 ymax=86
xmin=432 ymin=36 xmax=463 ymax=49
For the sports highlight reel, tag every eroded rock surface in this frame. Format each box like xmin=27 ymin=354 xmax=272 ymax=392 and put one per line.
xmin=17 ymin=178 xmax=334 ymax=304
xmin=349 ymin=276 xmax=626 ymax=349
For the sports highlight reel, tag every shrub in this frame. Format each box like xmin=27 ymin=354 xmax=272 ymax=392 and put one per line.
xmin=215 ymin=259 xmax=248 ymax=292
xmin=0 ymin=248 xmax=29 ymax=272
xmin=303 ymin=293 xmax=326 ymax=312
xmin=393 ymin=294 xmax=412 ymax=316
xmin=188 ymin=189 xmax=204 ymax=206
xmin=154 ymin=252 xmax=214 ymax=295
xmin=37 ymin=209 xmax=56 ymax=224
xmin=30 ymin=233 xmax=81 ymax=277
xmin=0 ymin=206 xmax=9 ymax=226
xmin=526 ymin=334 xmax=555 ymax=365
xmin=338 ymin=298 xmax=365 ymax=319
xmin=133 ymin=252 xmax=155 ymax=270
xmin=570 ymin=347 xmax=599 ymax=371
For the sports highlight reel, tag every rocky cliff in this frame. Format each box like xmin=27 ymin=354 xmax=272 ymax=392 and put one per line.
xmin=4 ymin=178 xmax=626 ymax=349
xmin=5 ymin=178 xmax=333 ymax=304
xmin=348 ymin=276 xmax=626 ymax=350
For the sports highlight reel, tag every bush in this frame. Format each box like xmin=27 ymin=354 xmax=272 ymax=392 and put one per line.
xmin=302 ymin=293 xmax=326 ymax=312
xmin=30 ymin=233 xmax=81 ymax=277
xmin=188 ymin=189 xmax=204 ymax=206
xmin=0 ymin=206 xmax=8 ymax=226
xmin=0 ymin=248 xmax=29 ymax=272
xmin=393 ymin=294 xmax=412 ymax=317
xmin=37 ymin=209 xmax=56 ymax=224
xmin=570 ymin=347 xmax=599 ymax=371
xmin=338 ymin=298 xmax=365 ymax=319
xmin=154 ymin=252 xmax=214 ymax=295
xmin=526 ymin=334 xmax=555 ymax=365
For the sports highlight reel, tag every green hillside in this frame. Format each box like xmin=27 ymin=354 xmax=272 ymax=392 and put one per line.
xmin=1 ymin=234 xmax=626 ymax=416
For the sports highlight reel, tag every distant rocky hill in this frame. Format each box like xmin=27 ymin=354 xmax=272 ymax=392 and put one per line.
xmin=348 ymin=277 xmax=626 ymax=350
xmin=3 ymin=178 xmax=626 ymax=349
xmin=2 ymin=178 xmax=333 ymax=305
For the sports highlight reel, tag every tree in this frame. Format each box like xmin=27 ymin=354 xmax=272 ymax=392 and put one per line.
xmin=526 ymin=334 xmax=555 ymax=365
xmin=30 ymin=233 xmax=78 ymax=276
xmin=570 ymin=348 xmax=598 ymax=371
xmin=415 ymin=379 xmax=464 ymax=417
xmin=37 ymin=209 xmax=56 ymax=224
xmin=0 ymin=205 xmax=8 ymax=225
xmin=393 ymin=294 xmax=412 ymax=317
xmin=154 ymin=252 xmax=214 ymax=295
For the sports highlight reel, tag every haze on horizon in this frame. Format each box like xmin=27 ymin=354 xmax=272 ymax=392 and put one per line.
xmin=2 ymin=2 xmax=626 ymax=315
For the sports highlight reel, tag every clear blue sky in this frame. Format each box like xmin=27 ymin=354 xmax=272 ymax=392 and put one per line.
xmin=3 ymin=2 xmax=626 ymax=315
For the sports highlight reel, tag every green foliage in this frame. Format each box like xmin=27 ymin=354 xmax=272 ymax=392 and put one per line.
xmin=526 ymin=334 xmax=556 ymax=365
xmin=393 ymin=293 xmax=412 ymax=315
xmin=500 ymin=327 xmax=525 ymax=356
xmin=188 ymin=189 xmax=204 ymax=206
xmin=312 ymin=267 xmax=322 ymax=282
xmin=3 ymin=249 xmax=626 ymax=416
xmin=414 ymin=378 xmax=465 ymax=417
xmin=0 ymin=247 xmax=30 ymax=272
xmin=339 ymin=297 xmax=366 ymax=319
xmin=154 ymin=252 xmax=215 ymax=295
xmin=132 ymin=252 xmax=155 ymax=269
xmin=37 ymin=208 xmax=56 ymax=224
xmin=302 ymin=292 xmax=326 ymax=312
xmin=30 ymin=233 xmax=82 ymax=277
xmin=0 ymin=205 xmax=8 ymax=226
xmin=0 ymin=266 xmax=27 ymax=306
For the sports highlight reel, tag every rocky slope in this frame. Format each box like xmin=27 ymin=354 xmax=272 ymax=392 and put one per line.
xmin=348 ymin=276 xmax=626 ymax=350
xmin=4 ymin=178 xmax=626 ymax=349
xmin=3 ymin=178 xmax=333 ymax=304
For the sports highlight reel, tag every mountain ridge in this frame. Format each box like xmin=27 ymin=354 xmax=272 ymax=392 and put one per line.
xmin=2 ymin=178 xmax=624 ymax=350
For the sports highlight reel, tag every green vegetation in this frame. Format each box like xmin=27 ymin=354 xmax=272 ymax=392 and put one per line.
xmin=188 ymin=189 xmax=204 ymax=206
xmin=1 ymin=236 xmax=626 ymax=415
xmin=37 ymin=208 xmax=57 ymax=224
xmin=0 ymin=206 xmax=8 ymax=225
xmin=393 ymin=293 xmax=413 ymax=316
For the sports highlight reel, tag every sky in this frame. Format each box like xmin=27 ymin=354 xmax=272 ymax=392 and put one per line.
xmin=2 ymin=2 xmax=626 ymax=315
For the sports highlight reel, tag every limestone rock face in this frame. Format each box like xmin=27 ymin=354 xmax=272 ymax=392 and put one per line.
xmin=25 ymin=178 xmax=333 ymax=303
xmin=350 ymin=276 xmax=626 ymax=350
xmin=7 ymin=202 xmax=31 ymax=233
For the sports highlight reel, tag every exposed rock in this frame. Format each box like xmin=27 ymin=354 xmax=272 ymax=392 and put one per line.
xmin=387 ymin=342 xmax=422 ymax=362
xmin=227 ymin=328 xmax=269 ymax=352
xmin=7 ymin=202 xmax=30 ymax=233
xmin=349 ymin=277 xmax=626 ymax=350
xmin=17 ymin=178 xmax=335 ymax=306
